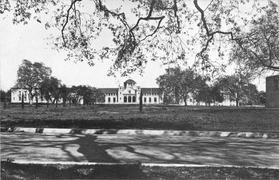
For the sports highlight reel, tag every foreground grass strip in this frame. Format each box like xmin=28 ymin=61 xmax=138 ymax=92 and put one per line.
xmin=2 ymin=105 xmax=279 ymax=132
xmin=2 ymin=161 xmax=279 ymax=179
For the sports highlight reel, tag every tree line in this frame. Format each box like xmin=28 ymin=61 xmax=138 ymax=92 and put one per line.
xmin=1 ymin=59 xmax=105 ymax=108
xmin=0 ymin=59 xmax=266 ymax=107
xmin=156 ymin=67 xmax=266 ymax=107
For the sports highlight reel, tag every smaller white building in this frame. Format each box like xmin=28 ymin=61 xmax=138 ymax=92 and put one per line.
xmin=10 ymin=88 xmax=83 ymax=105
xmin=11 ymin=88 xmax=47 ymax=104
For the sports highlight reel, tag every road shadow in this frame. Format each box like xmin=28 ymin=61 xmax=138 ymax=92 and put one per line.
xmin=1 ymin=132 xmax=279 ymax=168
xmin=72 ymin=134 xmax=119 ymax=163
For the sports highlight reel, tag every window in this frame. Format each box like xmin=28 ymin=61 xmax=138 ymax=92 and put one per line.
xmin=24 ymin=91 xmax=27 ymax=101
xmin=124 ymin=96 xmax=127 ymax=102
xmin=133 ymin=96 xmax=136 ymax=102
xmin=128 ymin=90 xmax=131 ymax=94
xmin=149 ymin=97 xmax=151 ymax=103
xmin=18 ymin=91 xmax=21 ymax=101
xmin=128 ymin=96 xmax=131 ymax=102
xmin=144 ymin=97 xmax=146 ymax=102
xmin=154 ymin=97 xmax=157 ymax=102
xmin=113 ymin=97 xmax=116 ymax=103
xmin=108 ymin=97 xmax=111 ymax=102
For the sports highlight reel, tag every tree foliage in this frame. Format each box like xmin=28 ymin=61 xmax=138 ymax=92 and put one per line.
xmin=194 ymin=83 xmax=224 ymax=105
xmin=41 ymin=76 xmax=62 ymax=104
xmin=2 ymin=0 xmax=277 ymax=75
xmin=218 ymin=73 xmax=259 ymax=106
xmin=257 ymin=91 xmax=266 ymax=105
xmin=70 ymin=85 xmax=105 ymax=105
xmin=16 ymin=59 xmax=52 ymax=103
xmin=0 ymin=90 xmax=11 ymax=102
xmin=157 ymin=67 xmax=206 ymax=105
xmin=230 ymin=1 xmax=279 ymax=73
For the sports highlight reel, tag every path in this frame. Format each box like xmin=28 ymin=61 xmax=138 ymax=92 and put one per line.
xmin=1 ymin=132 xmax=279 ymax=168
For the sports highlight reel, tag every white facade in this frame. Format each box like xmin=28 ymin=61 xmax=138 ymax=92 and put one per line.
xmin=100 ymin=79 xmax=163 ymax=104
xmin=11 ymin=88 xmax=83 ymax=105
xmin=11 ymin=88 xmax=47 ymax=104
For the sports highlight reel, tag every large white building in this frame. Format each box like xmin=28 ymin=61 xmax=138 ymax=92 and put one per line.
xmin=100 ymin=79 xmax=163 ymax=104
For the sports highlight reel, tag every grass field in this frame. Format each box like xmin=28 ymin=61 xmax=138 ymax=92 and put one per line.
xmin=1 ymin=104 xmax=279 ymax=131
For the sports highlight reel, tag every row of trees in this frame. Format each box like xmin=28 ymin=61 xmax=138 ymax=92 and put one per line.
xmin=11 ymin=59 xmax=105 ymax=107
xmin=156 ymin=67 xmax=266 ymax=106
xmin=1 ymin=60 xmax=266 ymax=107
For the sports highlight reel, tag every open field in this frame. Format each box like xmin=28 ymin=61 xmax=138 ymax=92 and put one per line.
xmin=1 ymin=104 xmax=279 ymax=131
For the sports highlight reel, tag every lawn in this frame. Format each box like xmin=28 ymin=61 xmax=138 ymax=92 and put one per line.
xmin=1 ymin=104 xmax=279 ymax=132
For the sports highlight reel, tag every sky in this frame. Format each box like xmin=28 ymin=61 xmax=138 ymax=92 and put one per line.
xmin=0 ymin=9 xmax=166 ymax=91
xmin=0 ymin=0 xmax=276 ymax=92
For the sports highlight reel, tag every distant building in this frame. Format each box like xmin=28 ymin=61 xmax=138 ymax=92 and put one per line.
xmin=99 ymin=79 xmax=163 ymax=104
xmin=10 ymin=88 xmax=84 ymax=105
xmin=10 ymin=88 xmax=47 ymax=104
xmin=266 ymin=75 xmax=279 ymax=108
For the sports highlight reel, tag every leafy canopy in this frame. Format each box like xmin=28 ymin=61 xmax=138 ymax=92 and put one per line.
xmin=16 ymin=59 xmax=52 ymax=98
xmin=229 ymin=1 xmax=279 ymax=73
xmin=2 ymin=0 xmax=278 ymax=75
xmin=157 ymin=67 xmax=206 ymax=105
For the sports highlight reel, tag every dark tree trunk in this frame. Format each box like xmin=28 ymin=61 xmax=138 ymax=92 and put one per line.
xmin=175 ymin=89 xmax=180 ymax=104
xmin=47 ymin=99 xmax=49 ymax=108
xmin=183 ymin=96 xmax=187 ymax=106
xmin=21 ymin=94 xmax=24 ymax=109
xmin=4 ymin=94 xmax=7 ymax=109
xmin=236 ymin=99 xmax=239 ymax=107
xmin=55 ymin=99 xmax=58 ymax=108
xmin=36 ymin=97 xmax=38 ymax=108
xmin=139 ymin=91 xmax=143 ymax=112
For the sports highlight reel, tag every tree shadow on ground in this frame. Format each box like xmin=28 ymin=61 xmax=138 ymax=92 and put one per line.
xmin=1 ymin=133 xmax=279 ymax=167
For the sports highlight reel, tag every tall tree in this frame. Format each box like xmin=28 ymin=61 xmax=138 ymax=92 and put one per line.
xmin=49 ymin=77 xmax=62 ymax=107
xmin=89 ymin=87 xmax=105 ymax=105
xmin=16 ymin=59 xmax=52 ymax=104
xmin=59 ymin=84 xmax=70 ymax=107
xmin=2 ymin=0 xmax=272 ymax=74
xmin=40 ymin=78 xmax=52 ymax=106
xmin=40 ymin=76 xmax=61 ymax=107
xmin=157 ymin=67 xmax=206 ymax=106
xmin=217 ymin=73 xmax=256 ymax=107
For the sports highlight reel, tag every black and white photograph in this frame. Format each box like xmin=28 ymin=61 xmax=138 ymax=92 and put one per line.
xmin=1 ymin=0 xmax=279 ymax=179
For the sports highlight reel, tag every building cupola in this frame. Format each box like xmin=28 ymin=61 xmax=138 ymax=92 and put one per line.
xmin=124 ymin=79 xmax=136 ymax=89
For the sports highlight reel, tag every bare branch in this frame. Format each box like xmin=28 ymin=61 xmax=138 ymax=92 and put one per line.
xmin=61 ymin=0 xmax=82 ymax=46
